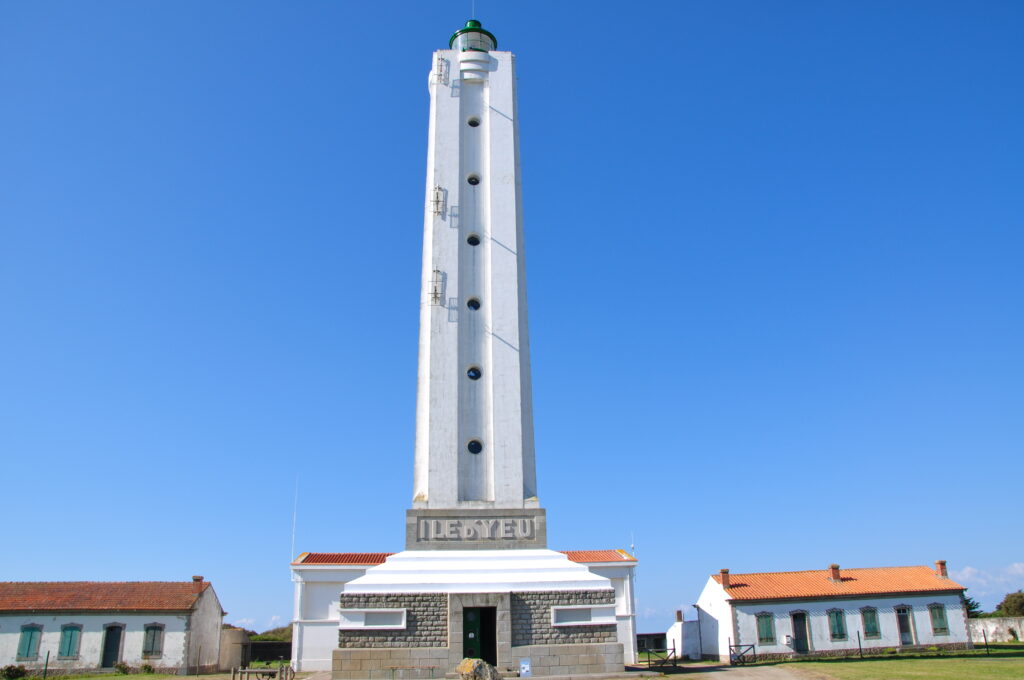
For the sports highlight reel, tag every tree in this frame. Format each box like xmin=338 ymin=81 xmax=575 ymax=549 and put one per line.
xmin=964 ymin=595 xmax=984 ymax=618
xmin=995 ymin=590 xmax=1024 ymax=617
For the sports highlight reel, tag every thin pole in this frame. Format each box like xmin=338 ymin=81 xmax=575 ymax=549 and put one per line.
xmin=43 ymin=650 xmax=49 ymax=680
xmin=857 ymin=630 xmax=862 ymax=658
xmin=290 ymin=475 xmax=299 ymax=560
xmin=983 ymin=629 xmax=989 ymax=655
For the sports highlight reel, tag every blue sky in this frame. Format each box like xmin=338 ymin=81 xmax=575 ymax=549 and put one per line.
xmin=2 ymin=1 xmax=1021 ymax=634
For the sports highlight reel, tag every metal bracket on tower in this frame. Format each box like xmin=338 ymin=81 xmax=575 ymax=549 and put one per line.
xmin=429 ymin=269 xmax=445 ymax=305
xmin=430 ymin=185 xmax=446 ymax=216
xmin=433 ymin=56 xmax=450 ymax=86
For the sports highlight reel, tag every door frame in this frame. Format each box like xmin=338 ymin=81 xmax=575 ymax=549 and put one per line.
xmin=789 ymin=611 xmax=812 ymax=654
xmin=100 ymin=623 xmax=126 ymax=668
xmin=448 ymin=593 xmax=510 ymax=671
xmin=894 ymin=605 xmax=916 ymax=646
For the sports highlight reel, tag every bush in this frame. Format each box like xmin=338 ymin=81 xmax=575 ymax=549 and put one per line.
xmin=140 ymin=664 xmax=155 ymax=674
xmin=1 ymin=666 xmax=27 ymax=680
xmin=113 ymin=662 xmax=131 ymax=675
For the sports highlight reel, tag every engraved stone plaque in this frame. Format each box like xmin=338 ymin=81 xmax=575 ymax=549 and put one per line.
xmin=405 ymin=508 xmax=547 ymax=550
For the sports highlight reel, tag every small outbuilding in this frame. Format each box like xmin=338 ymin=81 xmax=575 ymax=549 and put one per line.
xmin=0 ymin=576 xmax=224 ymax=674
xmin=693 ymin=561 xmax=971 ymax=661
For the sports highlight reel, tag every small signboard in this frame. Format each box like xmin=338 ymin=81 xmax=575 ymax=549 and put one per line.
xmin=519 ymin=658 xmax=532 ymax=678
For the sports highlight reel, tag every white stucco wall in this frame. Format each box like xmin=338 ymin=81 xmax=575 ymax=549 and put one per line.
xmin=969 ymin=616 xmax=1024 ymax=643
xmin=291 ymin=565 xmax=370 ymax=670
xmin=586 ymin=564 xmax=638 ymax=664
xmin=0 ymin=613 xmax=188 ymax=671
xmin=187 ymin=587 xmax=224 ymax=671
xmin=665 ymin=620 xmax=701 ymax=660
xmin=695 ymin=577 xmax=733 ymax=659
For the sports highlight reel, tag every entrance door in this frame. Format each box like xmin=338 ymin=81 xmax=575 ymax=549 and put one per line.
xmin=462 ymin=607 xmax=497 ymax=666
xmin=101 ymin=626 xmax=123 ymax=668
xmin=896 ymin=607 xmax=914 ymax=645
xmin=791 ymin=613 xmax=810 ymax=653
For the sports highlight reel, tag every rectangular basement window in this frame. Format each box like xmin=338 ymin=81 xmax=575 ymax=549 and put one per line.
xmin=338 ymin=608 xmax=407 ymax=630
xmin=551 ymin=605 xmax=616 ymax=627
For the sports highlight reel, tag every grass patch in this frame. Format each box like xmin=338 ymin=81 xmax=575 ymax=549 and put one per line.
xmin=785 ymin=642 xmax=1024 ymax=680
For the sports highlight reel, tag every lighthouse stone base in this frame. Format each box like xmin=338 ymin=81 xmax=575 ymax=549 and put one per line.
xmin=331 ymin=550 xmax=625 ymax=679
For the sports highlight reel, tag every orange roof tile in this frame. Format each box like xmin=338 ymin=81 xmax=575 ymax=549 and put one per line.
xmin=712 ymin=566 xmax=965 ymax=602
xmin=561 ymin=550 xmax=637 ymax=563
xmin=295 ymin=552 xmax=396 ymax=565
xmin=293 ymin=550 xmax=636 ymax=565
xmin=0 ymin=581 xmax=210 ymax=612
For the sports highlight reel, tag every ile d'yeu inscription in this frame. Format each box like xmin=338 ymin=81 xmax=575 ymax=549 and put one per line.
xmin=417 ymin=517 xmax=537 ymax=542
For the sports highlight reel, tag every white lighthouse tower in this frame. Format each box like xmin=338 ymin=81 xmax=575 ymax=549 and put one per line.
xmin=290 ymin=22 xmax=637 ymax=677
xmin=407 ymin=19 xmax=545 ymax=548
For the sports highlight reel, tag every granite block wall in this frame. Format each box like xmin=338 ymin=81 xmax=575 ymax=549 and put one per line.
xmin=338 ymin=594 xmax=447 ymax=648
xmin=510 ymin=591 xmax=617 ymax=646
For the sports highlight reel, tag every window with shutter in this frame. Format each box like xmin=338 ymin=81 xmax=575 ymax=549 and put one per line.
xmin=59 ymin=625 xmax=82 ymax=658
xmin=861 ymin=608 xmax=880 ymax=639
xmin=18 ymin=626 xmax=42 ymax=659
xmin=828 ymin=610 xmax=847 ymax=640
xmin=143 ymin=624 xmax=165 ymax=657
xmin=756 ymin=613 xmax=775 ymax=644
xmin=929 ymin=604 xmax=949 ymax=635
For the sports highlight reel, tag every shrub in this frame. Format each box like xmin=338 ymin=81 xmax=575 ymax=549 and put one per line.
xmin=113 ymin=662 xmax=131 ymax=675
xmin=1 ymin=666 xmax=28 ymax=680
xmin=1009 ymin=628 xmax=1019 ymax=642
xmin=140 ymin=664 xmax=155 ymax=674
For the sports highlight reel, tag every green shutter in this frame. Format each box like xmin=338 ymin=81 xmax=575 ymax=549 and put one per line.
xmin=829 ymin=611 xmax=846 ymax=639
xmin=930 ymin=605 xmax=948 ymax=634
xmin=18 ymin=627 xmax=41 ymax=658
xmin=862 ymin=609 xmax=880 ymax=637
xmin=144 ymin=626 xmax=163 ymax=656
xmin=756 ymin=614 xmax=774 ymax=643
xmin=60 ymin=626 xmax=81 ymax=657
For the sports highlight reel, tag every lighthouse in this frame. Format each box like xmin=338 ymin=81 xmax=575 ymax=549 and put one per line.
xmin=408 ymin=18 xmax=544 ymax=546
xmin=290 ymin=22 xmax=637 ymax=677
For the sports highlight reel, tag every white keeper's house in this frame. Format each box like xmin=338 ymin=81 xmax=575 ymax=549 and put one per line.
xmin=0 ymin=577 xmax=224 ymax=674
xmin=694 ymin=560 xmax=971 ymax=661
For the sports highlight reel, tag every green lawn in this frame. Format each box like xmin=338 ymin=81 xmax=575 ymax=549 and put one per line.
xmin=786 ymin=643 xmax=1024 ymax=680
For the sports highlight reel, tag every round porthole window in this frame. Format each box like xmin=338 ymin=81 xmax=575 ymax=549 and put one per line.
xmin=467 ymin=234 xmax=480 ymax=246
xmin=467 ymin=298 xmax=481 ymax=310
xmin=467 ymin=440 xmax=483 ymax=454
xmin=467 ymin=366 xmax=482 ymax=380
xmin=468 ymin=117 xmax=480 ymax=127
xmin=467 ymin=175 xmax=480 ymax=186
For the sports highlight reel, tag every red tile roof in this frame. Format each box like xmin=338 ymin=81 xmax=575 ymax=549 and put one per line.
xmin=295 ymin=552 xmax=396 ymax=565
xmin=561 ymin=550 xmax=637 ymax=563
xmin=712 ymin=566 xmax=965 ymax=602
xmin=0 ymin=581 xmax=210 ymax=612
xmin=293 ymin=550 xmax=637 ymax=565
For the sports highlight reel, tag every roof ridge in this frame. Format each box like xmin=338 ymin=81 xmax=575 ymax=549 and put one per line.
xmin=717 ymin=565 xmax=931 ymax=577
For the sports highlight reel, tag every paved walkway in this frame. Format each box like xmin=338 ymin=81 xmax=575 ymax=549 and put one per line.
xmin=664 ymin=664 xmax=831 ymax=680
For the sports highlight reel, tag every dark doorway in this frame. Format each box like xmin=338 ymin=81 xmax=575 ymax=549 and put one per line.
xmin=462 ymin=607 xmax=497 ymax=666
xmin=896 ymin=607 xmax=914 ymax=645
xmin=101 ymin=626 xmax=123 ymax=668
xmin=790 ymin=613 xmax=809 ymax=653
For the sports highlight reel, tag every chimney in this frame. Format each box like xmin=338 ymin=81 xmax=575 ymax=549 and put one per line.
xmin=675 ymin=610 xmax=683 ymax=622
xmin=720 ymin=569 xmax=731 ymax=589
xmin=935 ymin=560 xmax=948 ymax=578
xmin=829 ymin=564 xmax=841 ymax=581
xmin=192 ymin=575 xmax=204 ymax=593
